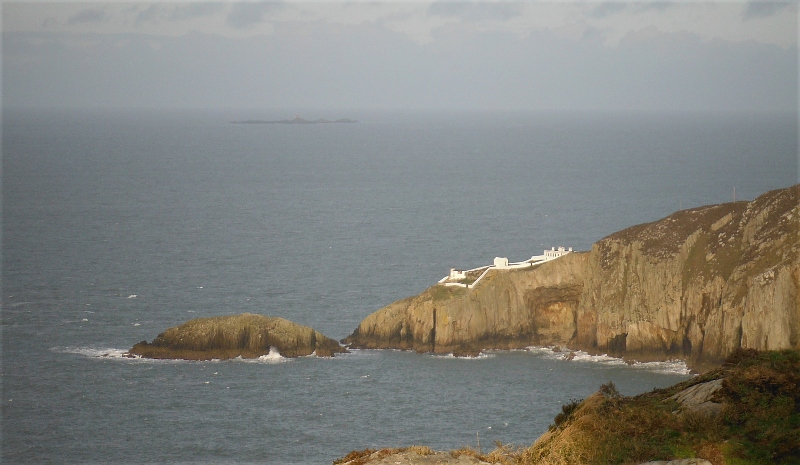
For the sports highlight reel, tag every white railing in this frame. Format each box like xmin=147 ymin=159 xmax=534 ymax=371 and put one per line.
xmin=437 ymin=249 xmax=569 ymax=290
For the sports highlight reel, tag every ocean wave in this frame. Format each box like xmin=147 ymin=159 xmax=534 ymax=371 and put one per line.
xmin=525 ymin=346 xmax=691 ymax=375
xmin=53 ymin=347 xmax=131 ymax=359
xmin=52 ymin=346 xmax=182 ymax=364
xmin=52 ymin=346 xmax=294 ymax=364
xmin=628 ymin=359 xmax=692 ymax=375
xmin=232 ymin=347 xmax=290 ymax=364
xmin=429 ymin=352 xmax=496 ymax=360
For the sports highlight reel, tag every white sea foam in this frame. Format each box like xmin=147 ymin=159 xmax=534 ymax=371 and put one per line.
xmin=525 ymin=346 xmax=691 ymax=375
xmin=53 ymin=347 xmax=131 ymax=359
xmin=234 ymin=347 xmax=290 ymax=364
xmin=628 ymin=359 xmax=693 ymax=375
xmin=430 ymin=351 xmax=496 ymax=360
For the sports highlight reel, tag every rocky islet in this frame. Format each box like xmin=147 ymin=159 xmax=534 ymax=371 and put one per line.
xmin=127 ymin=313 xmax=347 ymax=360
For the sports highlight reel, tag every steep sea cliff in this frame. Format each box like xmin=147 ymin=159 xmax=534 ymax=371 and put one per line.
xmin=344 ymin=185 xmax=799 ymax=369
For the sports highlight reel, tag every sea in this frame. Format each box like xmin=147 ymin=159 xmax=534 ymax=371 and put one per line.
xmin=2 ymin=108 xmax=797 ymax=464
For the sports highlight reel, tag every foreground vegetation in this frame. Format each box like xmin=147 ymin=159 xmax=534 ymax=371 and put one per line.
xmin=336 ymin=349 xmax=800 ymax=464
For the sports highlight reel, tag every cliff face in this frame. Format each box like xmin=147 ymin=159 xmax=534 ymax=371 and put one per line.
xmin=128 ymin=313 xmax=347 ymax=360
xmin=584 ymin=185 xmax=799 ymax=366
xmin=344 ymin=252 xmax=587 ymax=355
xmin=344 ymin=185 xmax=799 ymax=368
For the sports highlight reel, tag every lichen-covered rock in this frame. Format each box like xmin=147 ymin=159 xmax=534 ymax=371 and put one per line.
xmin=344 ymin=185 xmax=799 ymax=369
xmin=128 ymin=313 xmax=346 ymax=360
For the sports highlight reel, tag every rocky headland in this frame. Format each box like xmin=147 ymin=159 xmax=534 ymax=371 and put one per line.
xmin=127 ymin=313 xmax=347 ymax=360
xmin=344 ymin=185 xmax=799 ymax=370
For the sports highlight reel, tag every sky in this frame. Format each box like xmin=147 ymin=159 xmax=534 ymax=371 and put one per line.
xmin=2 ymin=1 xmax=798 ymax=112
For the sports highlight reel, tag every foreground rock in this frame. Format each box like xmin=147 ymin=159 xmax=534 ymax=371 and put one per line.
xmin=128 ymin=313 xmax=347 ymax=360
xmin=336 ymin=349 xmax=800 ymax=465
xmin=335 ymin=447 xmax=492 ymax=465
xmin=344 ymin=185 xmax=799 ymax=369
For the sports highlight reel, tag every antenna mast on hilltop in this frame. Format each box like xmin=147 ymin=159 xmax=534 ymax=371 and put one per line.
xmin=733 ymin=186 xmax=736 ymax=202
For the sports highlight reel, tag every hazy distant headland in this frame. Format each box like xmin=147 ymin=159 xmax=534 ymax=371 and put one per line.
xmin=230 ymin=115 xmax=357 ymax=124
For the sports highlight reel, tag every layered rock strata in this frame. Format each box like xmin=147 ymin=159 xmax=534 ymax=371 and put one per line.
xmin=128 ymin=313 xmax=347 ymax=360
xmin=344 ymin=185 xmax=799 ymax=368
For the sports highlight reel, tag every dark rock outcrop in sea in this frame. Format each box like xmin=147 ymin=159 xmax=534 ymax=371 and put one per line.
xmin=127 ymin=313 xmax=347 ymax=360
xmin=343 ymin=185 xmax=799 ymax=369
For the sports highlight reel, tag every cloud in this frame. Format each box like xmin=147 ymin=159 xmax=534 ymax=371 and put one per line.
xmin=635 ymin=2 xmax=673 ymax=13
xmin=427 ymin=2 xmax=522 ymax=21
xmin=4 ymin=2 xmax=795 ymax=49
xmin=590 ymin=2 xmax=627 ymax=19
xmin=742 ymin=2 xmax=792 ymax=20
xmin=135 ymin=5 xmax=159 ymax=25
xmin=227 ymin=2 xmax=282 ymax=29
xmin=168 ymin=4 xmax=225 ymax=22
xmin=67 ymin=8 xmax=106 ymax=25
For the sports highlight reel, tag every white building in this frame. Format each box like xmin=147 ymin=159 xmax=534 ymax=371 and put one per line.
xmin=493 ymin=257 xmax=510 ymax=269
xmin=449 ymin=268 xmax=466 ymax=280
xmin=543 ymin=246 xmax=572 ymax=261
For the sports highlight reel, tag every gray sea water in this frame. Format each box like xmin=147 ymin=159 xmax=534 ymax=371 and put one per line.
xmin=2 ymin=109 xmax=797 ymax=464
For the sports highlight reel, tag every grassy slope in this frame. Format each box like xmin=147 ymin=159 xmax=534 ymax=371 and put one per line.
xmin=488 ymin=349 xmax=799 ymax=465
xmin=336 ymin=349 xmax=800 ymax=465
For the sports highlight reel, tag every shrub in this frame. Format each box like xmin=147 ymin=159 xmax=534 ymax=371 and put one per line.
xmin=550 ymin=399 xmax=583 ymax=431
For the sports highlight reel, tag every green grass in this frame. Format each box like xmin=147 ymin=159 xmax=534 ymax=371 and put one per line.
xmin=429 ymin=285 xmax=466 ymax=302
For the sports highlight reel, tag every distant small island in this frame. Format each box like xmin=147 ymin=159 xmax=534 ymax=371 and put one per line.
xmin=231 ymin=115 xmax=357 ymax=125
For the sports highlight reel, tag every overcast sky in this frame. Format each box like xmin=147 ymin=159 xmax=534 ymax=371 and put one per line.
xmin=3 ymin=1 xmax=797 ymax=112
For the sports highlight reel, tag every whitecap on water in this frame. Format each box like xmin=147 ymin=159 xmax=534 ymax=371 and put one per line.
xmin=628 ymin=359 xmax=692 ymax=375
xmin=234 ymin=347 xmax=290 ymax=364
xmin=526 ymin=346 xmax=691 ymax=375
xmin=52 ymin=347 xmax=131 ymax=359
xmin=429 ymin=352 xmax=496 ymax=360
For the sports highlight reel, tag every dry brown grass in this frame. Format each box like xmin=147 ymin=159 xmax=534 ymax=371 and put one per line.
xmin=333 ymin=446 xmax=434 ymax=465
xmin=333 ymin=351 xmax=798 ymax=464
xmin=521 ymin=349 xmax=800 ymax=465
